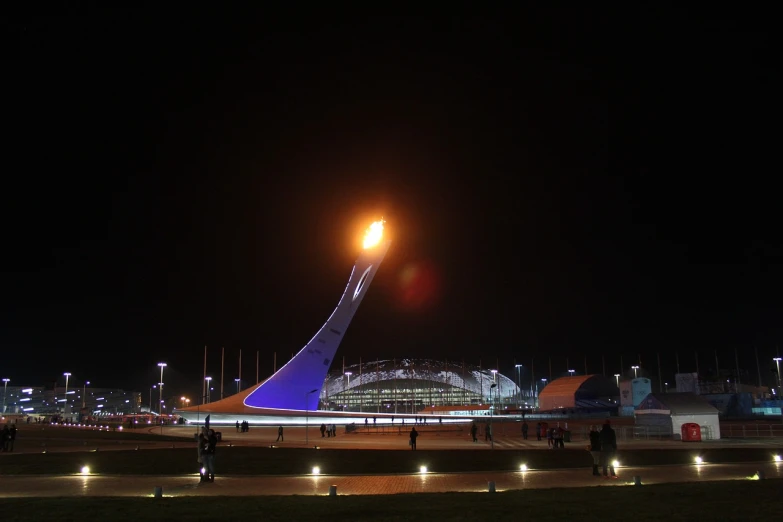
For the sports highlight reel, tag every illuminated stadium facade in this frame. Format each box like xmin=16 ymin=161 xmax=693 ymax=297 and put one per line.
xmin=322 ymin=359 xmax=521 ymax=413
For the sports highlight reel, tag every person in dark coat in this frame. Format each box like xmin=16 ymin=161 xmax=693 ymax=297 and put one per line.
xmin=409 ymin=427 xmax=419 ymax=450
xmin=320 ymin=423 xmax=326 ymax=437
xmin=536 ymin=422 xmax=542 ymax=441
xmin=522 ymin=421 xmax=529 ymax=440
xmin=599 ymin=421 xmax=617 ymax=478
xmin=276 ymin=425 xmax=284 ymax=442
xmin=471 ymin=422 xmax=478 ymax=442
xmin=589 ymin=425 xmax=602 ymax=476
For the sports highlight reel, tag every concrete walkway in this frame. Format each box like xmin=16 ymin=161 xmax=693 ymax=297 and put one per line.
xmin=1 ymin=462 xmax=780 ymax=498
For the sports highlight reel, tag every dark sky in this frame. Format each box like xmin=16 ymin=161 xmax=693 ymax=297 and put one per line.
xmin=4 ymin=6 xmax=781 ymax=397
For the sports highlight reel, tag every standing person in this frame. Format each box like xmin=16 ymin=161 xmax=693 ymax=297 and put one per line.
xmin=8 ymin=424 xmax=17 ymax=452
xmin=409 ymin=427 xmax=419 ymax=450
xmin=536 ymin=422 xmax=542 ymax=441
xmin=276 ymin=425 xmax=284 ymax=442
xmin=521 ymin=421 xmax=529 ymax=440
xmin=485 ymin=422 xmax=493 ymax=442
xmin=471 ymin=422 xmax=478 ymax=442
xmin=202 ymin=429 xmax=218 ymax=482
xmin=320 ymin=423 xmax=326 ymax=438
xmin=600 ymin=421 xmax=618 ymax=478
xmin=547 ymin=427 xmax=554 ymax=448
xmin=589 ymin=425 xmax=602 ymax=476
xmin=235 ymin=421 xmax=240 ymax=433
xmin=196 ymin=427 xmax=208 ymax=482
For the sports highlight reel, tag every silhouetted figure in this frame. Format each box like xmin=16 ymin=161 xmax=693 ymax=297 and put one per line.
xmin=409 ymin=427 xmax=419 ymax=450
xmin=471 ymin=422 xmax=478 ymax=442
xmin=276 ymin=425 xmax=284 ymax=442
xmin=320 ymin=423 xmax=326 ymax=437
xmin=600 ymin=421 xmax=617 ymax=478
xmin=521 ymin=421 xmax=529 ymax=440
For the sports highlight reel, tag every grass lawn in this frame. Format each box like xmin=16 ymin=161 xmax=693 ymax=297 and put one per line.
xmin=1 ymin=446 xmax=782 ymax=476
xmin=0 ymin=480 xmax=778 ymax=521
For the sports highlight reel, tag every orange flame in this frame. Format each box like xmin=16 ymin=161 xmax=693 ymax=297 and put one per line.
xmin=363 ymin=220 xmax=385 ymax=249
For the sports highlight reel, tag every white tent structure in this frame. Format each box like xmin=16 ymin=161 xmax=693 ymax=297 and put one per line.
xmin=634 ymin=392 xmax=721 ymax=440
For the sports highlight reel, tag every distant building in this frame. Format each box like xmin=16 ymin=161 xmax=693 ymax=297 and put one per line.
xmin=537 ymin=375 xmax=618 ymax=411
xmin=635 ymin=392 xmax=721 ymax=440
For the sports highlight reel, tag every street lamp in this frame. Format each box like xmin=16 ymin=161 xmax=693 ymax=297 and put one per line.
xmin=614 ymin=374 xmax=620 ymax=386
xmin=235 ymin=378 xmax=241 ymax=395
xmin=344 ymin=372 xmax=352 ymax=411
xmin=568 ymin=369 xmax=576 ymax=377
xmin=157 ymin=362 xmax=167 ymax=418
xmin=489 ymin=383 xmax=497 ymax=450
xmin=515 ymin=365 xmax=523 ymax=407
xmin=305 ymin=388 xmax=318 ymax=445
xmin=149 ymin=385 xmax=156 ymax=413
xmin=205 ymin=377 xmax=213 ymax=403
xmin=774 ymin=358 xmax=782 ymax=394
xmin=63 ymin=372 xmax=71 ymax=415
xmin=2 ymin=378 xmax=9 ymax=414
xmin=82 ymin=381 xmax=90 ymax=408
xmin=631 ymin=365 xmax=640 ymax=378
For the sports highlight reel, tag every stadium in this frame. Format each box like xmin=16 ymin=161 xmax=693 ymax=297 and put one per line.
xmin=322 ymin=359 xmax=524 ymax=412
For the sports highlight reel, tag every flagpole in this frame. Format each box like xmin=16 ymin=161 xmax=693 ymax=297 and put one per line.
xmin=238 ymin=349 xmax=242 ymax=392
xmin=202 ymin=346 xmax=207 ymax=406
xmin=221 ymin=347 xmax=225 ymax=400
xmin=256 ymin=350 xmax=259 ymax=385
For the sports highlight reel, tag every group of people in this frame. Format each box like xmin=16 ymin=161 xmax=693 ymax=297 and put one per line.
xmin=1 ymin=424 xmax=17 ymax=452
xmin=319 ymin=423 xmax=338 ymax=437
xmin=235 ymin=420 xmax=251 ymax=433
xmin=589 ymin=422 xmax=618 ymax=478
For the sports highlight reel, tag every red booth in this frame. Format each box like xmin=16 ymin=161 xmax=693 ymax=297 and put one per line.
xmin=681 ymin=423 xmax=702 ymax=442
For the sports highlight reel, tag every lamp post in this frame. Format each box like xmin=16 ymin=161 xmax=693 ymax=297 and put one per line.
xmin=631 ymin=365 xmax=640 ymax=379
xmin=774 ymin=358 xmax=782 ymax=394
xmin=235 ymin=378 xmax=241 ymax=395
xmin=568 ymin=369 xmax=576 ymax=377
xmin=2 ymin=378 xmax=9 ymax=414
xmin=515 ymin=364 xmax=522 ymax=407
xmin=205 ymin=377 xmax=212 ymax=403
xmin=491 ymin=370 xmax=498 ymax=409
xmin=305 ymin=388 xmax=318 ymax=445
xmin=157 ymin=362 xmax=166 ymax=417
xmin=344 ymin=371 xmax=352 ymax=411
xmin=149 ymin=385 xmax=156 ymax=413
xmin=614 ymin=374 xmax=620 ymax=387
xmin=489 ymin=383 xmax=497 ymax=450
xmin=63 ymin=372 xmax=71 ymax=415
xmin=82 ymin=381 xmax=90 ymax=408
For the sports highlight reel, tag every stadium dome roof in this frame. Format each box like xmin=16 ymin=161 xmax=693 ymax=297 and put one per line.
xmin=323 ymin=358 xmax=517 ymax=398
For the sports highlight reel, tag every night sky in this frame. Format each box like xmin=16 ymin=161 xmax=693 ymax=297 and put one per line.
xmin=4 ymin=7 xmax=780 ymax=398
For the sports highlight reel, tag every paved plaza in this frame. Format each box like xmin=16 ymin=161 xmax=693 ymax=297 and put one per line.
xmin=0 ymin=462 xmax=780 ymax=498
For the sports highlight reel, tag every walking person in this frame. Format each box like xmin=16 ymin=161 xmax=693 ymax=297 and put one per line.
xmin=521 ymin=421 xmax=529 ymax=440
xmin=235 ymin=421 xmax=240 ymax=433
xmin=536 ymin=422 xmax=542 ymax=441
xmin=320 ymin=423 xmax=326 ymax=438
xmin=409 ymin=427 xmax=419 ymax=450
xmin=471 ymin=422 xmax=478 ymax=442
xmin=485 ymin=422 xmax=493 ymax=442
xmin=589 ymin=425 xmax=602 ymax=476
xmin=600 ymin=421 xmax=618 ymax=478
xmin=276 ymin=425 xmax=284 ymax=442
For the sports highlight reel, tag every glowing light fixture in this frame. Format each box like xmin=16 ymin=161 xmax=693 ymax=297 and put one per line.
xmin=519 ymin=464 xmax=528 ymax=471
xmin=774 ymin=455 xmax=781 ymax=462
xmin=312 ymin=466 xmax=321 ymax=475
xmin=81 ymin=466 xmax=90 ymax=474
xmin=694 ymin=456 xmax=703 ymax=464
xmin=419 ymin=466 xmax=427 ymax=474
xmin=612 ymin=460 xmax=620 ymax=468
xmin=362 ymin=220 xmax=384 ymax=249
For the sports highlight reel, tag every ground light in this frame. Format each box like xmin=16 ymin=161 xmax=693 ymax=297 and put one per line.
xmin=200 ymin=467 xmax=206 ymax=475
xmin=81 ymin=466 xmax=90 ymax=475
xmin=774 ymin=455 xmax=781 ymax=462
xmin=612 ymin=460 xmax=620 ymax=468
xmin=519 ymin=464 xmax=528 ymax=471
xmin=419 ymin=466 xmax=428 ymax=474
xmin=312 ymin=466 xmax=320 ymax=475
xmin=694 ymin=456 xmax=703 ymax=464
